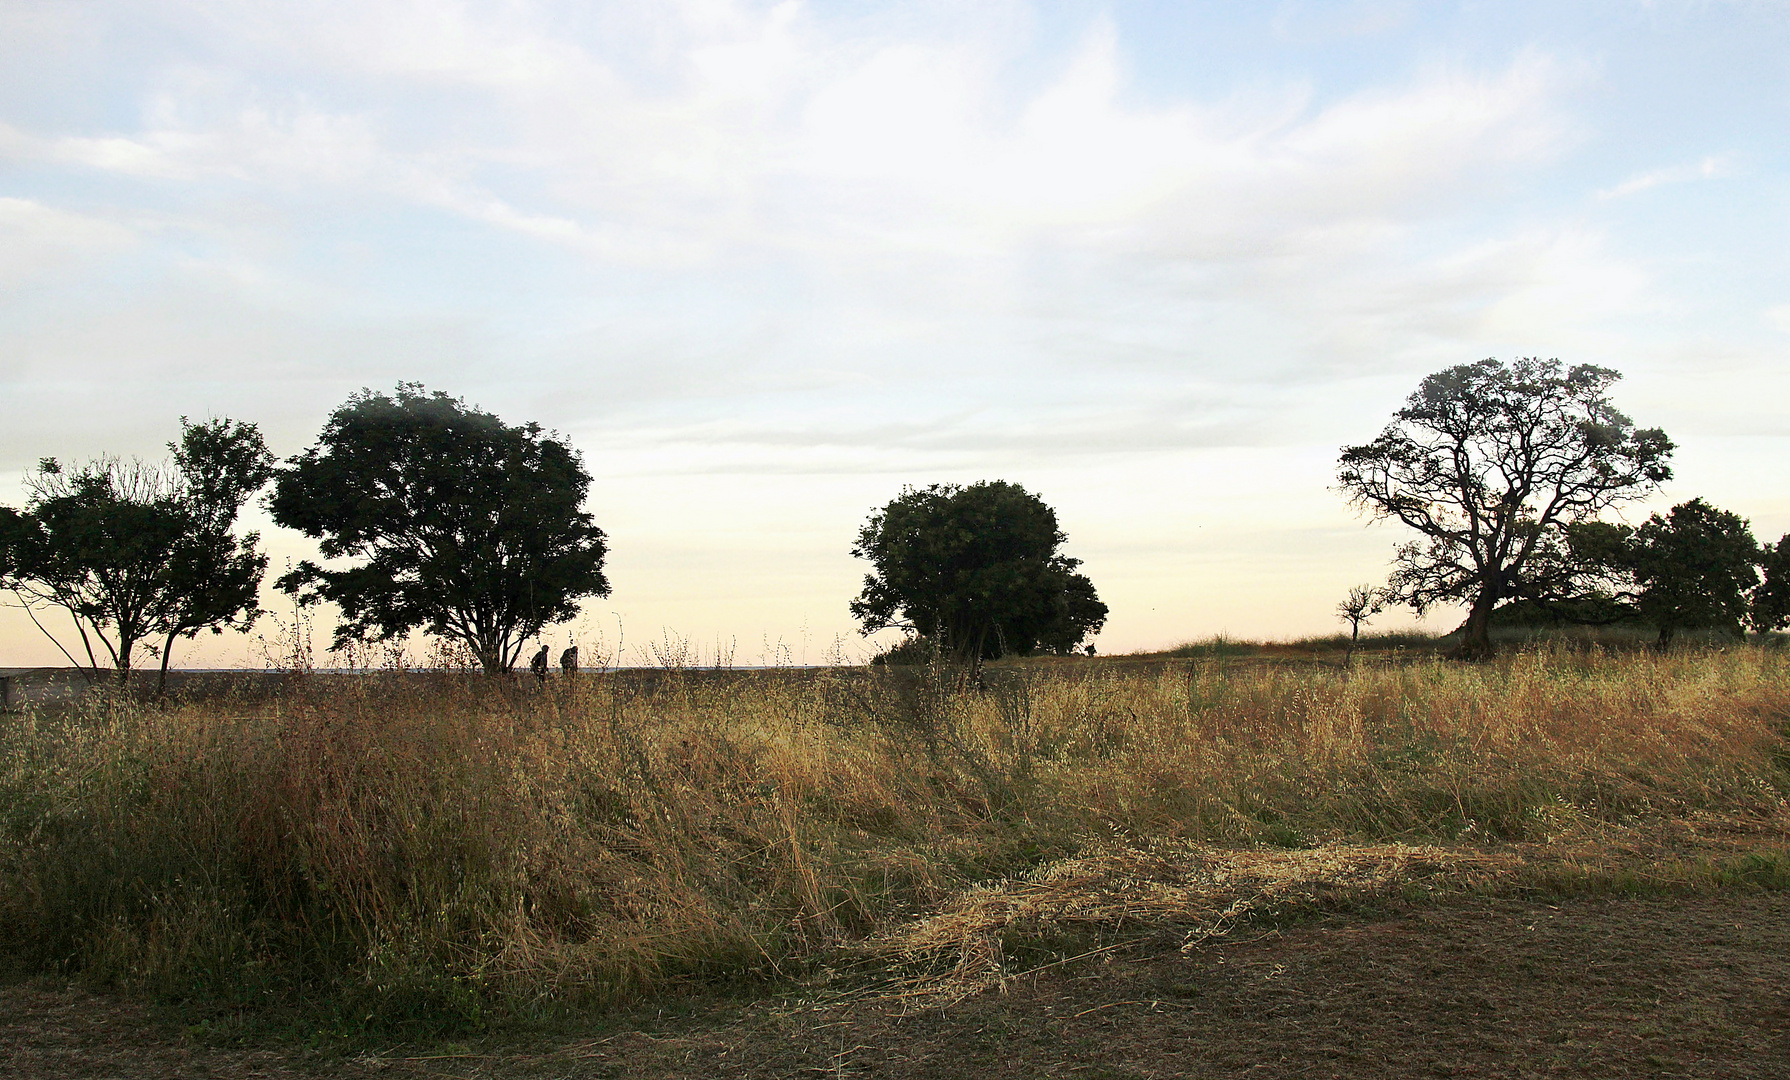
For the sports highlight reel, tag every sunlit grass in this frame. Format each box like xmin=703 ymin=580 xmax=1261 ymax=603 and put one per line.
xmin=1 ymin=645 xmax=1786 ymax=1033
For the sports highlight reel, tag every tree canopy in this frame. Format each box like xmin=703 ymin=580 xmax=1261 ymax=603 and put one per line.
xmin=1626 ymin=499 xmax=1759 ymax=646
xmin=1562 ymin=499 xmax=1763 ymax=646
xmin=0 ymin=505 xmax=25 ymax=584
xmin=1753 ymin=534 xmax=1790 ymax=635
xmin=155 ymin=418 xmax=276 ymax=691
xmin=268 ymin=385 xmax=610 ymax=674
xmin=0 ymin=418 xmax=273 ymax=686
xmin=1338 ymin=358 xmax=1673 ymax=659
xmin=850 ymin=481 xmax=1107 ymax=661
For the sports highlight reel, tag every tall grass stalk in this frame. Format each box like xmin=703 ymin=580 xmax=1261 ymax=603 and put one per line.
xmin=1 ymin=647 xmax=1786 ymax=1031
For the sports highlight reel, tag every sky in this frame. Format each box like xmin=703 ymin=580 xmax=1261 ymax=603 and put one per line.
xmin=2 ymin=0 xmax=1787 ymax=667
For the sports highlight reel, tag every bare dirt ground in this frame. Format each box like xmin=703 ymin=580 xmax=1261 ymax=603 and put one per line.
xmin=5 ymin=890 xmax=1786 ymax=1080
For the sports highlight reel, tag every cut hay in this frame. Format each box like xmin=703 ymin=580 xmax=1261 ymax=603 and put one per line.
xmin=860 ymin=841 xmax=1522 ymax=1002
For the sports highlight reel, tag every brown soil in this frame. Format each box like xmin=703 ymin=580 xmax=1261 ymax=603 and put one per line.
xmin=5 ymin=890 xmax=1787 ymax=1079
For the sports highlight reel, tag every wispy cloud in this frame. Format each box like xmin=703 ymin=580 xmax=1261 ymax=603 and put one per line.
xmin=2 ymin=1 xmax=1786 ymax=657
xmin=0 ymin=196 xmax=135 ymax=288
xmin=7 ymin=7 xmax=1574 ymax=271
xmin=1596 ymin=155 xmax=1728 ymax=199
xmin=0 ymin=4 xmax=1615 ymax=408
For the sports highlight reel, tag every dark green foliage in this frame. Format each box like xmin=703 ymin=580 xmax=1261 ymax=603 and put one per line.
xmin=870 ymin=634 xmax=940 ymax=666
xmin=0 ymin=419 xmax=272 ymax=685
xmin=1488 ymin=593 xmax=1634 ymax=631
xmin=1556 ymin=500 xmax=1762 ymax=646
xmin=155 ymin=419 xmax=277 ymax=693
xmin=269 ymin=385 xmax=610 ymax=674
xmin=1753 ymin=534 xmax=1790 ymax=633
xmin=1627 ymin=499 xmax=1759 ymax=646
xmin=850 ymin=481 xmax=1107 ymax=661
xmin=3 ymin=459 xmax=187 ymax=677
xmin=0 ymin=504 xmax=26 ymax=582
xmin=1338 ymin=358 xmax=1673 ymax=659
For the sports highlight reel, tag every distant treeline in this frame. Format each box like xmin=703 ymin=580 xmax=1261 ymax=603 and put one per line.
xmin=4 ymin=360 xmax=1786 ymax=686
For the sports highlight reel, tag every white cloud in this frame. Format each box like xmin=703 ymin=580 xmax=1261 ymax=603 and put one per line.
xmin=1596 ymin=155 xmax=1728 ymax=199
xmin=7 ymin=7 xmax=1574 ymax=273
xmin=0 ymin=197 xmax=135 ymax=288
xmin=0 ymin=6 xmax=1632 ymax=439
xmin=46 ymin=82 xmax=384 ymax=186
xmin=1411 ymin=228 xmax=1648 ymax=341
xmin=775 ymin=35 xmax=1573 ymax=258
xmin=1271 ymin=0 xmax=1415 ymax=43
xmin=0 ymin=7 xmax=1620 ymax=460
xmin=12 ymin=1 xmax=1783 ymax=658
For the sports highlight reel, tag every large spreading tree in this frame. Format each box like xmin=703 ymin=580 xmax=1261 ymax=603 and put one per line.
xmin=269 ymin=385 xmax=610 ymax=674
xmin=850 ymin=480 xmax=1107 ymax=662
xmin=1338 ymin=358 xmax=1674 ymax=659
xmin=0 ymin=418 xmax=273 ymax=687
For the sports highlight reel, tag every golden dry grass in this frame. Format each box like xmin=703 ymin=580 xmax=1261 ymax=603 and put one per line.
xmin=1 ymin=645 xmax=1786 ymax=1032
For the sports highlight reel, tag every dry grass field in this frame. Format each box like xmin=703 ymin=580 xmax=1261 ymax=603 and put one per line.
xmin=1 ymin=643 xmax=1787 ymax=1074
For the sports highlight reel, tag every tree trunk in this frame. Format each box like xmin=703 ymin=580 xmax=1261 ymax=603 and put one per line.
xmin=1450 ymin=591 xmax=1498 ymax=661
xmin=157 ymin=630 xmax=178 ymax=698
xmin=112 ymin=635 xmax=136 ymax=686
xmin=476 ymin=640 xmax=507 ymax=675
xmin=1657 ymin=624 xmax=1676 ymax=650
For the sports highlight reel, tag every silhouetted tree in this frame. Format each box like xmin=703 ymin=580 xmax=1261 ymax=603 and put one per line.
xmin=1560 ymin=500 xmax=1762 ymax=646
xmin=0 ymin=506 xmax=23 ymax=584
xmin=851 ymin=481 xmax=1107 ymax=662
xmin=153 ymin=418 xmax=276 ymax=694
xmin=0 ymin=418 xmax=272 ymax=685
xmin=5 ymin=459 xmax=185 ymax=679
xmin=269 ymin=386 xmax=610 ymax=674
xmin=1753 ymin=534 xmax=1790 ymax=634
xmin=1338 ymin=358 xmax=1672 ymax=659
xmin=1628 ymin=499 xmax=1759 ymax=646
xmin=1336 ymin=584 xmax=1385 ymax=668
